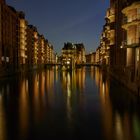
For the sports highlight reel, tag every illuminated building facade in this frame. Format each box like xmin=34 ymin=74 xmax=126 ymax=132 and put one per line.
xmin=0 ymin=0 xmax=56 ymax=76
xmin=98 ymin=0 xmax=140 ymax=93
xmin=61 ymin=42 xmax=86 ymax=68
xmin=38 ymin=35 xmax=45 ymax=66
xmin=95 ymin=47 xmax=101 ymax=65
xmin=106 ymin=6 xmax=115 ymax=66
xmin=97 ymin=0 xmax=127 ymax=67
xmin=0 ymin=0 xmax=19 ymax=75
xmin=18 ymin=12 xmax=28 ymax=70
xmin=122 ymin=1 xmax=140 ymax=88
xmin=44 ymin=39 xmax=49 ymax=64
xmin=85 ymin=52 xmax=96 ymax=64
xmin=26 ymin=25 xmax=39 ymax=69
xmin=99 ymin=25 xmax=110 ymax=65
xmin=61 ymin=42 xmax=76 ymax=67
xmin=48 ymin=43 xmax=55 ymax=64
xmin=46 ymin=43 xmax=50 ymax=64
xmin=27 ymin=26 xmax=55 ymax=68
xmin=98 ymin=0 xmax=115 ymax=66
xmin=75 ymin=43 xmax=86 ymax=64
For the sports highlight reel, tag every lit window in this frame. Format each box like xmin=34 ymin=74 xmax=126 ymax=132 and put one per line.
xmin=137 ymin=8 xmax=140 ymax=15
xmin=137 ymin=49 xmax=139 ymax=61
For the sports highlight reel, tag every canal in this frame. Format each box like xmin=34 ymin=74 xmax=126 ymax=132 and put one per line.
xmin=0 ymin=67 xmax=140 ymax=140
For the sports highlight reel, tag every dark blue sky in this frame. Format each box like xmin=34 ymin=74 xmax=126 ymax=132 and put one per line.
xmin=7 ymin=0 xmax=109 ymax=54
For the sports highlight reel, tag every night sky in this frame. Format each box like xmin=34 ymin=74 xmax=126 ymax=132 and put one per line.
xmin=7 ymin=0 xmax=109 ymax=54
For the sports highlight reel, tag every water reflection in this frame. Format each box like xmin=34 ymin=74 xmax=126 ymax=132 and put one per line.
xmin=0 ymin=67 xmax=139 ymax=140
xmin=60 ymin=68 xmax=86 ymax=125
xmin=97 ymin=68 xmax=140 ymax=140
xmin=19 ymin=77 xmax=29 ymax=139
xmin=0 ymin=90 xmax=6 ymax=140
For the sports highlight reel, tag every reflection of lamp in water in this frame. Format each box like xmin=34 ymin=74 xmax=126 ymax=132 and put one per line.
xmin=36 ymin=74 xmax=39 ymax=87
xmin=25 ymin=80 xmax=28 ymax=93
xmin=37 ymin=81 xmax=39 ymax=87
xmin=66 ymin=72 xmax=72 ymax=122
xmin=115 ymin=112 xmax=123 ymax=140
xmin=67 ymin=72 xmax=71 ymax=97
xmin=102 ymin=82 xmax=105 ymax=96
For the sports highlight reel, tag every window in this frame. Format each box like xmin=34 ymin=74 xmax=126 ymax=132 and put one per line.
xmin=137 ymin=8 xmax=140 ymax=15
xmin=137 ymin=48 xmax=139 ymax=62
xmin=138 ymin=26 xmax=140 ymax=38
xmin=137 ymin=8 xmax=140 ymax=19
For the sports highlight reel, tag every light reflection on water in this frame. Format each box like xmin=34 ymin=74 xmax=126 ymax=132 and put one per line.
xmin=0 ymin=67 xmax=140 ymax=140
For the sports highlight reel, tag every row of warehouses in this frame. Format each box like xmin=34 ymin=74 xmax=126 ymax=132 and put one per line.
xmin=87 ymin=0 xmax=140 ymax=94
xmin=0 ymin=0 xmax=56 ymax=76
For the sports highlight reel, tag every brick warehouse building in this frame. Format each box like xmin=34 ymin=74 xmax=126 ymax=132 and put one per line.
xmin=0 ymin=0 xmax=19 ymax=76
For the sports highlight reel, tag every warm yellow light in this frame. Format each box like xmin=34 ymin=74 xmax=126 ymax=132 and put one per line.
xmin=67 ymin=61 xmax=70 ymax=64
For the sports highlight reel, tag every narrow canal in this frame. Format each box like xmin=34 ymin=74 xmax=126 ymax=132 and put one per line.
xmin=0 ymin=67 xmax=140 ymax=140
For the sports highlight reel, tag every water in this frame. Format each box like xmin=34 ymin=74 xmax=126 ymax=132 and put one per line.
xmin=0 ymin=67 xmax=140 ymax=140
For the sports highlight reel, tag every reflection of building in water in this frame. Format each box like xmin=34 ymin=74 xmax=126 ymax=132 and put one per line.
xmin=98 ymin=67 xmax=140 ymax=140
xmin=61 ymin=70 xmax=85 ymax=123
xmin=67 ymin=72 xmax=71 ymax=97
xmin=61 ymin=68 xmax=86 ymax=117
xmin=66 ymin=72 xmax=72 ymax=121
xmin=90 ymin=66 xmax=95 ymax=80
xmin=72 ymin=70 xmax=76 ymax=91
xmin=61 ymin=72 xmax=71 ymax=95
xmin=30 ymin=70 xmax=54 ymax=124
xmin=61 ymin=68 xmax=85 ymax=94
xmin=60 ymin=71 xmax=72 ymax=122
xmin=34 ymin=73 xmax=39 ymax=118
xmin=39 ymin=72 xmax=45 ymax=97
xmin=19 ymin=77 xmax=29 ymax=139
xmin=32 ymin=73 xmax=44 ymax=124
xmin=54 ymin=66 xmax=59 ymax=82
xmin=61 ymin=71 xmax=69 ymax=92
xmin=0 ymin=91 xmax=6 ymax=140
xmin=95 ymin=67 xmax=100 ymax=86
xmin=76 ymin=67 xmax=85 ymax=91
xmin=45 ymin=69 xmax=55 ymax=107
xmin=98 ymin=70 xmax=113 ymax=140
xmin=45 ymin=69 xmax=54 ymax=91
